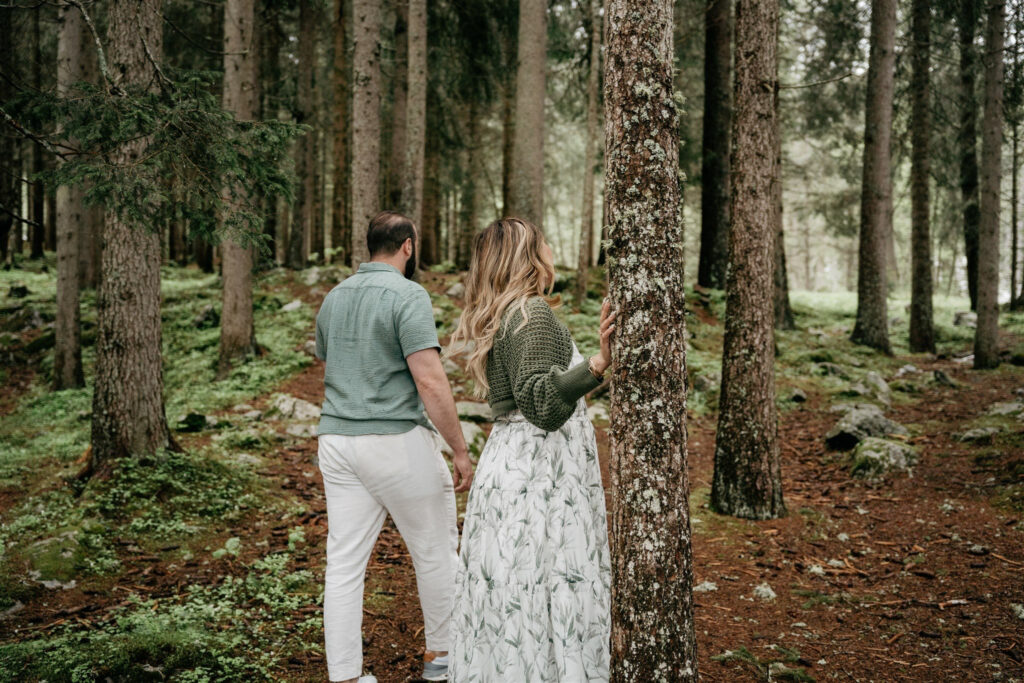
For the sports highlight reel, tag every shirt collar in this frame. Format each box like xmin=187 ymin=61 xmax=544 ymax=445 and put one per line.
xmin=357 ymin=262 xmax=402 ymax=275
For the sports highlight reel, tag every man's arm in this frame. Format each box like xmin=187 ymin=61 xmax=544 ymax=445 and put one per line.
xmin=407 ymin=348 xmax=474 ymax=492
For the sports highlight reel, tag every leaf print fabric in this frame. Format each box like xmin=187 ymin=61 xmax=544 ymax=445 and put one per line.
xmin=450 ymin=346 xmax=611 ymax=683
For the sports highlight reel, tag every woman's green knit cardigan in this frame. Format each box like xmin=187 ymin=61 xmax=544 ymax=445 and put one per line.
xmin=485 ymin=296 xmax=600 ymax=431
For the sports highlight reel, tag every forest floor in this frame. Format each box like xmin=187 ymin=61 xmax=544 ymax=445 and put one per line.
xmin=0 ymin=258 xmax=1023 ymax=682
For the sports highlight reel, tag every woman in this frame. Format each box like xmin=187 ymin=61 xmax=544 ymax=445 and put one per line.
xmin=447 ymin=217 xmax=614 ymax=682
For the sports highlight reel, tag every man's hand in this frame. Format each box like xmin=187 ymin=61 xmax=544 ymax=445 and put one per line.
xmin=451 ymin=450 xmax=474 ymax=493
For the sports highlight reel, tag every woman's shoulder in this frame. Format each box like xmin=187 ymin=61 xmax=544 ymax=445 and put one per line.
xmin=501 ymin=296 xmax=557 ymax=328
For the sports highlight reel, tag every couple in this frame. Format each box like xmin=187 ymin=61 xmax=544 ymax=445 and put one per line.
xmin=314 ymin=211 xmax=614 ymax=683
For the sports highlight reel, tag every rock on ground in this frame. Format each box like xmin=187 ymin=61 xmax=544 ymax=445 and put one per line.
xmin=281 ymin=299 xmax=303 ymax=312
xmin=849 ymin=437 xmax=918 ymax=479
xmin=587 ymin=403 xmax=610 ymax=423
xmin=270 ymin=394 xmax=321 ymax=422
xmin=286 ymin=424 xmax=318 ymax=439
xmin=953 ymin=311 xmax=978 ymax=327
xmin=456 ymin=401 xmax=491 ymax=421
xmin=438 ymin=421 xmax=487 ymax=455
xmin=987 ymin=401 xmax=1024 ymax=417
xmin=957 ymin=427 xmax=1001 ymax=443
xmin=753 ymin=583 xmax=777 ymax=602
xmin=825 ymin=404 xmax=908 ymax=451
xmin=445 ymin=281 xmax=466 ymax=298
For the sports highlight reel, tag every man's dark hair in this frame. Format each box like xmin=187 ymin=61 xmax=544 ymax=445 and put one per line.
xmin=367 ymin=211 xmax=416 ymax=257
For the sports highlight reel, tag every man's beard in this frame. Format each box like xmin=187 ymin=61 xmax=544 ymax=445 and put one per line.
xmin=404 ymin=241 xmax=417 ymax=279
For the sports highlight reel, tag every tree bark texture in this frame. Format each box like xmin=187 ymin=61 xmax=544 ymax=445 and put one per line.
xmin=508 ymin=0 xmax=546 ymax=228
xmin=909 ymin=0 xmax=935 ymax=353
xmin=219 ymin=0 xmax=259 ymax=375
xmin=91 ymin=0 xmax=172 ymax=469
xmin=850 ymin=0 xmax=895 ymax=354
xmin=389 ymin=1 xmax=408 ymax=207
xmin=421 ymin=125 xmax=440 ymax=266
xmin=331 ymin=0 xmax=350 ymax=264
xmin=576 ymin=0 xmax=602 ymax=308
xmin=604 ymin=1 xmax=698 ymax=679
xmin=0 ymin=8 xmax=14 ymax=265
xmin=1012 ymin=125 xmax=1019 ymax=308
xmin=772 ymin=101 xmax=794 ymax=330
xmin=287 ymin=0 xmax=315 ymax=269
xmin=974 ymin=0 xmax=1004 ymax=369
xmin=401 ymin=0 xmax=427 ymax=243
xmin=29 ymin=8 xmax=45 ymax=260
xmin=712 ymin=0 xmax=785 ymax=520
xmin=959 ymin=0 xmax=981 ymax=310
xmin=457 ymin=103 xmax=479 ymax=271
xmin=698 ymin=0 xmax=733 ymax=290
xmin=54 ymin=2 xmax=87 ymax=391
xmin=351 ymin=0 xmax=381 ymax=266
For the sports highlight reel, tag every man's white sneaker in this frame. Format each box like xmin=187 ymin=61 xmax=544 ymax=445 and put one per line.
xmin=422 ymin=654 xmax=449 ymax=681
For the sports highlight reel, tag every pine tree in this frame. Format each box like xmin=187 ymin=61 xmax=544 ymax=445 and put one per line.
xmin=575 ymin=0 xmax=602 ymax=309
xmin=351 ymin=0 xmax=381 ymax=266
xmin=401 ymin=0 xmax=427 ymax=236
xmin=960 ymin=0 xmax=982 ymax=312
xmin=605 ymin=0 xmax=697 ymax=678
xmin=287 ymin=0 xmax=316 ymax=269
xmin=909 ymin=0 xmax=936 ymax=353
xmin=331 ymin=0 xmax=350 ymax=264
xmin=975 ymin=0 xmax=1005 ymax=369
xmin=850 ymin=0 xmax=895 ymax=354
xmin=218 ymin=0 xmax=259 ymax=376
xmin=698 ymin=0 xmax=733 ymax=290
xmin=91 ymin=0 xmax=173 ymax=472
xmin=508 ymin=0 xmax=546 ymax=228
xmin=712 ymin=0 xmax=785 ymax=520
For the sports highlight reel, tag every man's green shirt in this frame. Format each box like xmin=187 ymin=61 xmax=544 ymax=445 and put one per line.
xmin=315 ymin=262 xmax=440 ymax=436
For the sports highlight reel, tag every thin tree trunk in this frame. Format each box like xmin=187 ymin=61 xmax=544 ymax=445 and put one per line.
xmin=91 ymin=0 xmax=172 ymax=471
xmin=457 ymin=103 xmax=479 ymax=270
xmin=501 ymin=24 xmax=516 ymax=215
xmin=850 ymin=0 xmax=895 ymax=354
xmin=0 ymin=6 xmax=14 ymax=266
xmin=79 ymin=35 xmax=101 ymax=289
xmin=287 ymin=0 xmax=315 ymax=269
xmin=508 ymin=0 xmax=546 ymax=228
xmin=713 ymin=0 xmax=785 ymax=520
xmin=772 ymin=38 xmax=794 ymax=331
xmin=29 ymin=6 xmax=45 ymax=260
xmin=219 ymin=0 xmax=259 ymax=377
xmin=975 ymin=0 xmax=1005 ymax=369
xmin=331 ymin=0 xmax=350 ymax=264
xmin=54 ymin=2 xmax=87 ymax=390
xmin=1011 ymin=124 xmax=1019 ymax=308
xmin=401 ymin=0 xmax=426 ymax=244
xmin=960 ymin=0 xmax=981 ymax=311
xmin=351 ymin=0 xmax=380 ymax=267
xmin=576 ymin=0 xmax=601 ymax=308
xmin=421 ymin=123 xmax=440 ymax=266
xmin=261 ymin=5 xmax=283 ymax=265
xmin=698 ymin=0 xmax=733 ymax=290
xmin=909 ymin=0 xmax=935 ymax=352
xmin=605 ymin=0 xmax=697 ymax=678
xmin=389 ymin=0 xmax=408 ymax=207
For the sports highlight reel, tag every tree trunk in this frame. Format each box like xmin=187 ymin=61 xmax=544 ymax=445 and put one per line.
xmin=0 ymin=6 xmax=14 ymax=266
xmin=605 ymin=0 xmax=697 ymax=678
xmin=219 ymin=0 xmax=259 ymax=377
xmin=331 ymin=0 xmax=350 ymax=265
xmin=421 ymin=124 xmax=440 ymax=266
xmin=959 ymin=0 xmax=981 ymax=311
xmin=457 ymin=103 xmax=479 ymax=271
xmin=909 ymin=0 xmax=935 ymax=353
xmin=29 ymin=7 xmax=45 ymax=260
xmin=772 ymin=45 xmax=794 ymax=331
xmin=576 ymin=0 xmax=602 ymax=309
xmin=261 ymin=4 xmax=283 ymax=265
xmin=401 ymin=0 xmax=427 ymax=243
xmin=287 ymin=0 xmax=315 ymax=269
xmin=850 ymin=0 xmax=895 ymax=354
xmin=974 ymin=0 xmax=1004 ymax=370
xmin=507 ymin=0 xmax=546 ymax=228
xmin=79 ymin=37 xmax=102 ymax=290
xmin=351 ymin=0 xmax=380 ymax=267
xmin=698 ymin=0 xmax=733 ymax=290
xmin=91 ymin=0 xmax=172 ymax=470
xmin=501 ymin=23 xmax=516 ymax=216
xmin=712 ymin=0 xmax=785 ymax=520
xmin=1010 ymin=124 xmax=1019 ymax=309
xmin=389 ymin=1 xmax=408 ymax=208
xmin=54 ymin=2 xmax=87 ymax=391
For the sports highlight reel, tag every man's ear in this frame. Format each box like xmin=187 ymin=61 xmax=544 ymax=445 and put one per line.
xmin=405 ymin=237 xmax=414 ymax=255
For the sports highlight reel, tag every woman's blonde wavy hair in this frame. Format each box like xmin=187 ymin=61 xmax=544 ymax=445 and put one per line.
xmin=447 ymin=217 xmax=557 ymax=398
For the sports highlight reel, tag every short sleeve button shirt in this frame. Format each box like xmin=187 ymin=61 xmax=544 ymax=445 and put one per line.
xmin=315 ymin=262 xmax=440 ymax=435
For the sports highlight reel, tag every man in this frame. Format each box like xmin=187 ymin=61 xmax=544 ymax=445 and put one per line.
xmin=315 ymin=211 xmax=474 ymax=683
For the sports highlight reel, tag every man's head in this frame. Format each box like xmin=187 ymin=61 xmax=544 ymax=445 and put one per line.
xmin=367 ymin=211 xmax=417 ymax=279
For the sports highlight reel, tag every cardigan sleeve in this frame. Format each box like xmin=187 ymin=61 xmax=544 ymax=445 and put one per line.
xmin=495 ymin=300 xmax=601 ymax=432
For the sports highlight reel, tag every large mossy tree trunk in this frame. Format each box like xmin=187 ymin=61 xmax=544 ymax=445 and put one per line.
xmin=331 ymin=0 xmax=350 ymax=265
xmin=350 ymin=0 xmax=380 ymax=266
xmin=909 ymin=0 xmax=935 ymax=353
xmin=850 ymin=0 xmax=895 ymax=354
xmin=698 ymin=0 xmax=733 ymax=290
xmin=605 ymin=0 xmax=698 ymax=679
xmin=712 ymin=0 xmax=785 ymax=521
xmin=91 ymin=0 xmax=172 ymax=473
xmin=974 ymin=0 xmax=1005 ymax=369
xmin=218 ymin=0 xmax=258 ymax=377
xmin=53 ymin=2 xmax=88 ymax=391
xmin=575 ymin=0 xmax=602 ymax=309
xmin=959 ymin=0 xmax=981 ymax=311
xmin=287 ymin=0 xmax=316 ymax=269
xmin=507 ymin=0 xmax=546 ymax=228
